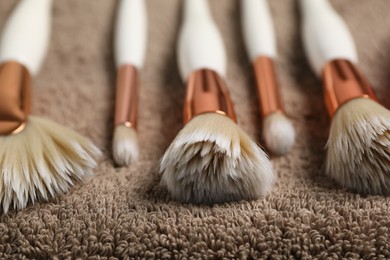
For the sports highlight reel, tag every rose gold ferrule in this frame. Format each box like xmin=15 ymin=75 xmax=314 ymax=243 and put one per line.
xmin=114 ymin=64 xmax=138 ymax=129
xmin=322 ymin=59 xmax=377 ymax=117
xmin=253 ymin=56 xmax=284 ymax=117
xmin=0 ymin=61 xmax=31 ymax=135
xmin=183 ymin=69 xmax=236 ymax=124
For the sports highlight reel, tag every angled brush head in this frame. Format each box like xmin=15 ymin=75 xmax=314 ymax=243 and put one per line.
xmin=112 ymin=124 xmax=139 ymax=166
xmin=263 ymin=112 xmax=295 ymax=156
xmin=0 ymin=116 xmax=100 ymax=213
xmin=160 ymin=113 xmax=276 ymax=204
xmin=326 ymin=98 xmax=390 ymax=195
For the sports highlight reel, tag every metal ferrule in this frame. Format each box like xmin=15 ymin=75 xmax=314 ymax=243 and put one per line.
xmin=114 ymin=64 xmax=138 ymax=129
xmin=253 ymin=56 xmax=284 ymax=117
xmin=0 ymin=61 xmax=31 ymax=135
xmin=322 ymin=59 xmax=377 ymax=117
xmin=183 ymin=69 xmax=236 ymax=124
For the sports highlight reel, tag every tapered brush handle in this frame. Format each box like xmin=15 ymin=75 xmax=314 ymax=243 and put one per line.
xmin=115 ymin=0 xmax=147 ymax=68
xmin=300 ymin=0 xmax=357 ymax=76
xmin=178 ymin=0 xmax=226 ymax=81
xmin=241 ymin=0 xmax=277 ymax=61
xmin=0 ymin=0 xmax=52 ymax=76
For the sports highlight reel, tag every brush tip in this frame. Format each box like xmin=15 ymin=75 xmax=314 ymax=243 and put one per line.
xmin=160 ymin=113 xmax=276 ymax=204
xmin=0 ymin=116 xmax=100 ymax=213
xmin=327 ymin=98 xmax=390 ymax=195
xmin=263 ymin=112 xmax=295 ymax=156
xmin=113 ymin=124 xmax=139 ymax=167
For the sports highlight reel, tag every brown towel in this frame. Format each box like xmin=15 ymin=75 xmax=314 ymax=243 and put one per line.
xmin=0 ymin=0 xmax=389 ymax=258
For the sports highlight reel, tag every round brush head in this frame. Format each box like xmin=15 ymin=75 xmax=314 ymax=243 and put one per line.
xmin=160 ymin=113 xmax=276 ymax=204
xmin=0 ymin=116 xmax=100 ymax=213
xmin=112 ymin=124 xmax=139 ymax=166
xmin=263 ymin=112 xmax=295 ymax=156
xmin=326 ymin=98 xmax=390 ymax=195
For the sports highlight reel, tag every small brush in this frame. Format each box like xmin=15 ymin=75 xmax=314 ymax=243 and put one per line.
xmin=241 ymin=0 xmax=295 ymax=156
xmin=112 ymin=0 xmax=147 ymax=166
xmin=0 ymin=0 xmax=100 ymax=213
xmin=300 ymin=0 xmax=390 ymax=195
xmin=160 ymin=0 xmax=276 ymax=204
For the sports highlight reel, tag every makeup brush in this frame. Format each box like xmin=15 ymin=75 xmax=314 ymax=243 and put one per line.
xmin=0 ymin=0 xmax=99 ymax=213
xmin=112 ymin=0 xmax=147 ymax=166
xmin=241 ymin=0 xmax=295 ymax=156
xmin=160 ymin=0 xmax=276 ymax=204
xmin=300 ymin=0 xmax=390 ymax=195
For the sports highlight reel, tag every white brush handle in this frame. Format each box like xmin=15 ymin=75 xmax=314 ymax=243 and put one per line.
xmin=300 ymin=0 xmax=357 ymax=76
xmin=115 ymin=0 xmax=147 ymax=69
xmin=0 ymin=0 xmax=52 ymax=76
xmin=241 ymin=0 xmax=277 ymax=61
xmin=178 ymin=0 xmax=226 ymax=81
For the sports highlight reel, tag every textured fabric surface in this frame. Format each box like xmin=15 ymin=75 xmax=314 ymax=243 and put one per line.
xmin=1 ymin=0 xmax=390 ymax=258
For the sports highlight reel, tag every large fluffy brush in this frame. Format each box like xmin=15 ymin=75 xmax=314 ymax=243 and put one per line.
xmin=241 ymin=0 xmax=295 ymax=156
xmin=0 ymin=116 xmax=99 ymax=212
xmin=161 ymin=113 xmax=275 ymax=203
xmin=0 ymin=0 xmax=99 ymax=212
xmin=112 ymin=0 xmax=147 ymax=166
xmin=327 ymin=98 xmax=390 ymax=194
xmin=160 ymin=0 xmax=276 ymax=204
xmin=300 ymin=0 xmax=390 ymax=194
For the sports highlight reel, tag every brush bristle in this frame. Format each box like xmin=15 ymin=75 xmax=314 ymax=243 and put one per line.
xmin=0 ymin=116 xmax=100 ymax=213
xmin=263 ymin=112 xmax=295 ymax=156
xmin=112 ymin=125 xmax=139 ymax=166
xmin=326 ymin=98 xmax=390 ymax=195
xmin=160 ymin=113 xmax=276 ymax=204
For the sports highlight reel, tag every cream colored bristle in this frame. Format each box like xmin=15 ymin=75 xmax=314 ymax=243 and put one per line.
xmin=326 ymin=98 xmax=390 ymax=195
xmin=263 ymin=112 xmax=295 ymax=156
xmin=112 ymin=125 xmax=139 ymax=166
xmin=0 ymin=116 xmax=100 ymax=213
xmin=160 ymin=113 xmax=276 ymax=204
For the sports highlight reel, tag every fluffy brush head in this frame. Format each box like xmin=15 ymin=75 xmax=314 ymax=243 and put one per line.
xmin=0 ymin=116 xmax=100 ymax=213
xmin=112 ymin=125 xmax=139 ymax=166
xmin=326 ymin=98 xmax=390 ymax=195
xmin=263 ymin=112 xmax=295 ymax=156
xmin=160 ymin=113 xmax=276 ymax=204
